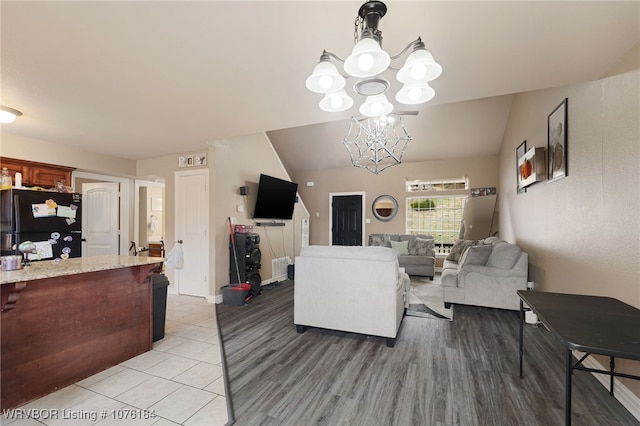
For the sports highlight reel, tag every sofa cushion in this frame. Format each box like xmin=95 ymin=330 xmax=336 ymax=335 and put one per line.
xmin=486 ymin=242 xmax=522 ymax=269
xmin=368 ymin=234 xmax=391 ymax=247
xmin=398 ymin=255 xmax=435 ymax=266
xmin=446 ymin=239 xmax=479 ymax=262
xmin=409 ymin=237 xmax=435 ymax=256
xmin=390 ymin=240 xmax=409 ymax=255
xmin=458 ymin=244 xmax=492 ymax=271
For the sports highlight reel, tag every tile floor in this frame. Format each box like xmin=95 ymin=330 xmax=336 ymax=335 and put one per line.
xmin=2 ymin=295 xmax=228 ymax=426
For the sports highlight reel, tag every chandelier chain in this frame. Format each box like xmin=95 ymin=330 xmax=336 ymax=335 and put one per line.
xmin=354 ymin=15 xmax=363 ymax=45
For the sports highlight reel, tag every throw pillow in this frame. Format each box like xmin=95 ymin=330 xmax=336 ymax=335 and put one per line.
xmin=483 ymin=236 xmax=500 ymax=245
xmin=486 ymin=242 xmax=522 ymax=269
xmin=458 ymin=244 xmax=492 ymax=270
xmin=368 ymin=234 xmax=391 ymax=247
xmin=409 ymin=237 xmax=435 ymax=256
xmin=446 ymin=239 xmax=479 ymax=262
xmin=390 ymin=240 xmax=409 ymax=255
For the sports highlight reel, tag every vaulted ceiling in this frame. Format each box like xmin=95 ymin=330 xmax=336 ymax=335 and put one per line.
xmin=2 ymin=1 xmax=638 ymax=173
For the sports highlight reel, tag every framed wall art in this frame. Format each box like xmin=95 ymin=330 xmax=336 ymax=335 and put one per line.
xmin=516 ymin=140 xmax=527 ymax=194
xmin=519 ymin=146 xmax=546 ymax=188
xmin=548 ymin=98 xmax=568 ymax=182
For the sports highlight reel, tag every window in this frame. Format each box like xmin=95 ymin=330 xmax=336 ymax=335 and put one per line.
xmin=405 ymin=178 xmax=468 ymax=249
xmin=406 ymin=177 xmax=467 ymax=192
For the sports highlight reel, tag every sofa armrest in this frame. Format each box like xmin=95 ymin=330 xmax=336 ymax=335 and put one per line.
xmin=398 ymin=272 xmax=410 ymax=309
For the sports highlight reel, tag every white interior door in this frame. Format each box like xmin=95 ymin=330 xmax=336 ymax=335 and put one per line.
xmin=175 ymin=169 xmax=209 ymax=297
xmin=82 ymin=182 xmax=120 ymax=256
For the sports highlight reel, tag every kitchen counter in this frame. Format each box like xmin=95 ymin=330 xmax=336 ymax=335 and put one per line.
xmin=1 ymin=256 xmax=163 ymax=409
xmin=1 ymin=255 xmax=163 ymax=284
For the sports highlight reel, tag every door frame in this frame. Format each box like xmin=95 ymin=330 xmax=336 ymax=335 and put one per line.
xmin=73 ymin=171 xmax=132 ymax=256
xmin=133 ymin=179 xmax=165 ymax=252
xmin=328 ymin=191 xmax=366 ymax=246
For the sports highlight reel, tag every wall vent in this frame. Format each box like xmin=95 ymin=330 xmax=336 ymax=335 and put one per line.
xmin=272 ymin=257 xmax=290 ymax=281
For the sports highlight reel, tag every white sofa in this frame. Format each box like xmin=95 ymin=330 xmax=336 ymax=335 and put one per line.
xmin=441 ymin=237 xmax=528 ymax=310
xmin=294 ymin=245 xmax=410 ymax=347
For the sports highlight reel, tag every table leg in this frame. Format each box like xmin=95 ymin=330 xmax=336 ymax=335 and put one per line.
xmin=610 ymin=357 xmax=615 ymax=396
xmin=565 ymin=348 xmax=573 ymax=426
xmin=519 ymin=299 xmax=524 ymax=379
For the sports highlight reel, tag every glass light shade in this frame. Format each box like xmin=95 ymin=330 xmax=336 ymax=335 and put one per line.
xmin=319 ymin=90 xmax=354 ymax=112
xmin=305 ymin=61 xmax=346 ymax=94
xmin=396 ymin=48 xmax=443 ymax=84
xmin=344 ymin=38 xmax=391 ymax=78
xmin=395 ymin=83 xmax=436 ymax=105
xmin=0 ymin=106 xmax=22 ymax=124
xmin=359 ymin=94 xmax=393 ymax=117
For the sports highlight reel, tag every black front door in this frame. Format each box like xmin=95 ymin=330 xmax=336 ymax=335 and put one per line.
xmin=331 ymin=194 xmax=362 ymax=246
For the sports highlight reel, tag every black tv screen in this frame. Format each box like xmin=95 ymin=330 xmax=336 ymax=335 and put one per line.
xmin=252 ymin=174 xmax=298 ymax=220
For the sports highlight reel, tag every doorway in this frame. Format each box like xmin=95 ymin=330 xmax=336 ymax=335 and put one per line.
xmin=134 ymin=180 xmax=165 ymax=256
xmin=174 ymin=169 xmax=209 ymax=297
xmin=330 ymin=192 xmax=365 ymax=246
xmin=74 ymin=171 xmax=131 ymax=257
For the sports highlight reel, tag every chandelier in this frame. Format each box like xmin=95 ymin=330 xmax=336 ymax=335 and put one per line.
xmin=305 ymin=0 xmax=442 ymax=116
xmin=343 ymin=114 xmax=412 ymax=174
xmin=305 ymin=1 xmax=442 ymax=173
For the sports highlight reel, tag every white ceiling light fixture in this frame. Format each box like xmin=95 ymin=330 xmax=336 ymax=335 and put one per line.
xmin=359 ymin=93 xmax=393 ymax=117
xmin=319 ymin=90 xmax=354 ymax=113
xmin=0 ymin=106 xmax=23 ymax=124
xmin=305 ymin=0 xmax=443 ymax=115
xmin=395 ymin=83 xmax=436 ymax=105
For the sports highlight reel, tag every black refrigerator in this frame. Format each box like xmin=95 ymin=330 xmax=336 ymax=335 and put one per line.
xmin=1 ymin=188 xmax=83 ymax=260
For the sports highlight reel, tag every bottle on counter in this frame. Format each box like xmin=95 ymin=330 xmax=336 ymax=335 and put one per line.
xmin=0 ymin=168 xmax=12 ymax=189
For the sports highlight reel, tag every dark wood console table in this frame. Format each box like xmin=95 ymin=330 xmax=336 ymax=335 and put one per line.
xmin=517 ymin=290 xmax=640 ymax=425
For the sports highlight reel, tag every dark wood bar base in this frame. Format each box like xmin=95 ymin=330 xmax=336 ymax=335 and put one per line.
xmin=1 ymin=262 xmax=161 ymax=409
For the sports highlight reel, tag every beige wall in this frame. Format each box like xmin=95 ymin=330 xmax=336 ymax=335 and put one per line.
xmin=0 ymin=133 xmax=135 ymax=177
xmin=137 ymin=135 xmax=311 ymax=299
xmin=136 ymin=152 xmax=208 ymax=293
xmin=212 ymin=133 xmax=309 ymax=294
xmin=292 ymin=156 xmax=499 ymax=246
xmin=498 ymin=69 xmax=640 ymax=396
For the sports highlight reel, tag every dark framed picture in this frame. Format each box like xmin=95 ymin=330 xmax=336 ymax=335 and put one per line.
xmin=548 ymin=98 xmax=568 ymax=182
xmin=516 ymin=140 xmax=527 ymax=194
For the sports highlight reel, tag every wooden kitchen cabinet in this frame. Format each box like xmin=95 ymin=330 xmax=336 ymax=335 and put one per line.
xmin=0 ymin=157 xmax=75 ymax=189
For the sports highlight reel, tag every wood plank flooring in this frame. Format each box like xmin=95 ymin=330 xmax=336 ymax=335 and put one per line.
xmin=217 ymin=281 xmax=639 ymax=425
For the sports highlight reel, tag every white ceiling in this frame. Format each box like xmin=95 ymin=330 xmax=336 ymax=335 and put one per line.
xmin=2 ymin=1 xmax=638 ymax=173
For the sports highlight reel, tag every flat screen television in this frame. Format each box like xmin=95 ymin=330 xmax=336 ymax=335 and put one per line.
xmin=252 ymin=174 xmax=298 ymax=220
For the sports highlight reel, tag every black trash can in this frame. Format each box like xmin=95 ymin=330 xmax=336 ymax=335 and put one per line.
xmin=151 ymin=273 xmax=170 ymax=342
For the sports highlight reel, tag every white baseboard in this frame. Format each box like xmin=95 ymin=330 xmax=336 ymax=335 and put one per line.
xmin=574 ymin=351 xmax=640 ymax=421
xmin=169 ymin=286 xmax=220 ymax=303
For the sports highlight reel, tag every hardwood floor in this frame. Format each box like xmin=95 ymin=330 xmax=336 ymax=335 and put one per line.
xmin=217 ymin=281 xmax=639 ymax=426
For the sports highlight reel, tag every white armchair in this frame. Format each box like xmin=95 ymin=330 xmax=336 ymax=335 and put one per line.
xmin=294 ymin=245 xmax=410 ymax=347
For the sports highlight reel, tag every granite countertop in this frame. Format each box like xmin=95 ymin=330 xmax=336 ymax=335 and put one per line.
xmin=1 ymin=255 xmax=164 ymax=284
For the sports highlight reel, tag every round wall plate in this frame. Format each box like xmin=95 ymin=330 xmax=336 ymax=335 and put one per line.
xmin=354 ymin=78 xmax=389 ymax=96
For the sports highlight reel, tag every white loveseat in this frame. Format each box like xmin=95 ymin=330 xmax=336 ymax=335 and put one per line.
xmin=441 ymin=237 xmax=528 ymax=310
xmin=294 ymin=245 xmax=410 ymax=347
